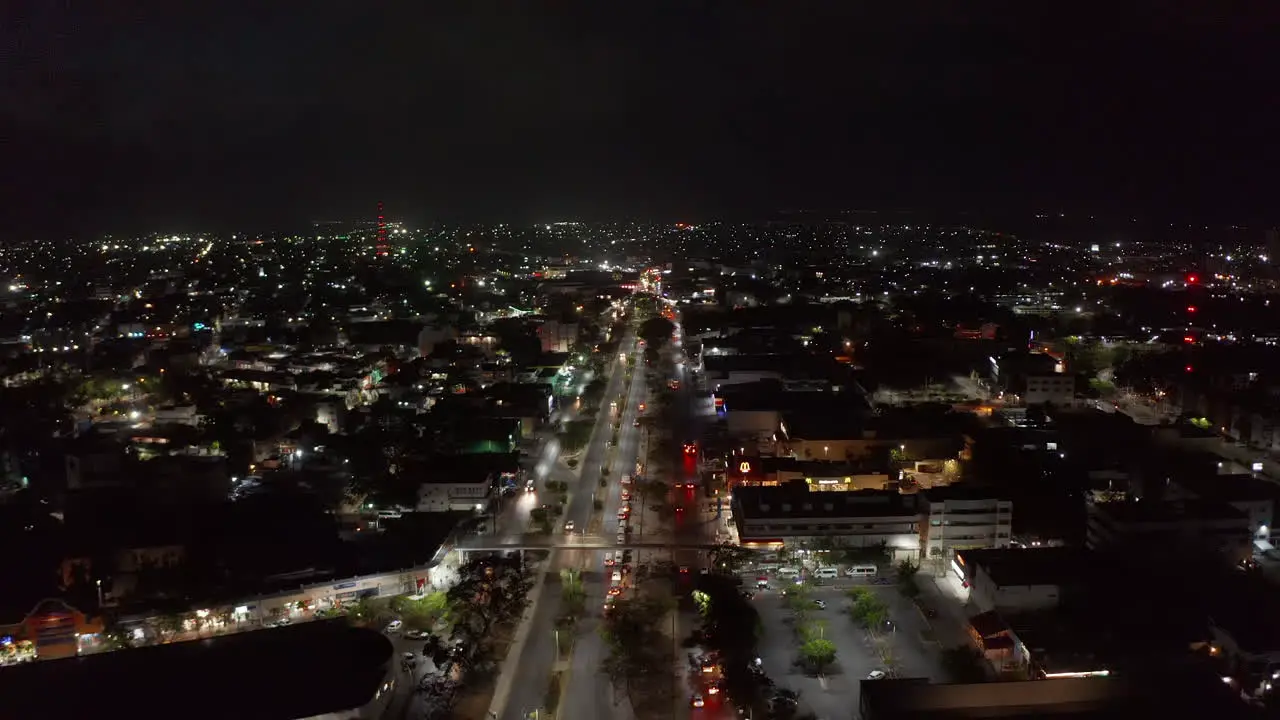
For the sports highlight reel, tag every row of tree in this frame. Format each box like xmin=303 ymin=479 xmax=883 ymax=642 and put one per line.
xmin=599 ymin=595 xmax=676 ymax=714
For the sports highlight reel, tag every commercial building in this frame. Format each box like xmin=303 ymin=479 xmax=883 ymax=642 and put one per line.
xmin=730 ymin=483 xmax=920 ymax=560
xmin=918 ymin=486 xmax=1013 ymax=569
xmin=1086 ymin=498 xmax=1252 ymax=563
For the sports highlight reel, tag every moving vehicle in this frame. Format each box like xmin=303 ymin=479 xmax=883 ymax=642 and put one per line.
xmin=611 ymin=570 xmax=622 ymax=584
xmin=813 ymin=599 xmax=826 ymax=609
xmin=756 ymin=577 xmax=769 ymax=589
xmin=815 ymin=566 xmax=840 ymax=579
xmin=564 ymin=520 xmax=576 ymax=533
xmin=691 ymin=693 xmax=705 ymax=708
xmin=616 ymin=532 xmax=625 ymax=545
xmin=776 ymin=567 xmax=801 ymax=578
xmin=620 ymin=475 xmax=632 ymax=485
xmin=846 ymin=564 xmax=877 ymax=577
xmin=604 ymin=552 xmax=615 ymax=566
xmin=384 ymin=620 xmax=403 ymax=634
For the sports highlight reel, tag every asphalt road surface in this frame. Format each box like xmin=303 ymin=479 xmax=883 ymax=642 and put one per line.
xmin=752 ymin=583 xmax=949 ymax=720
xmin=497 ymin=333 xmax=640 ymax=720
xmin=560 ymin=341 xmax=648 ymax=720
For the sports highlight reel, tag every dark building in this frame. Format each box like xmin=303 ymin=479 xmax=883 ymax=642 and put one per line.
xmin=0 ymin=619 xmax=394 ymax=719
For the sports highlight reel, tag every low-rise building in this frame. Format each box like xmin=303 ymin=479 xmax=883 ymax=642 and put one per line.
xmin=730 ymin=483 xmax=920 ymax=560
xmin=954 ymin=547 xmax=1092 ymax=615
xmin=918 ymin=486 xmax=1013 ymax=569
xmin=1086 ymin=498 xmax=1252 ymax=563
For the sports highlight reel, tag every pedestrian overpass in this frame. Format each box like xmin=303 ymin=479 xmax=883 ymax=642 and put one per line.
xmin=452 ymin=536 xmax=723 ymax=553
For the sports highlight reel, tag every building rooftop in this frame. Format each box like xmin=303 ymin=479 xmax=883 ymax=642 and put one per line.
xmin=0 ymin=620 xmax=393 ymax=720
xmin=733 ymin=484 xmax=918 ymax=519
xmin=958 ymin=547 xmax=1093 ymax=588
xmin=919 ymin=485 xmax=1010 ymax=504
xmin=859 ymin=669 xmax=1249 ymax=720
xmin=1173 ymin=470 xmax=1280 ymax=504
xmin=1090 ymin=498 xmax=1247 ymax=524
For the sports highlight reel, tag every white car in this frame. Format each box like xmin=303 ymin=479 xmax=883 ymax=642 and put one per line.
xmin=616 ymin=533 xmax=626 ymax=545
xmin=564 ymin=520 xmax=576 ymax=533
xmin=385 ymin=620 xmax=403 ymax=633
xmin=691 ymin=693 xmax=705 ymax=708
xmin=867 ymin=669 xmax=887 ymax=680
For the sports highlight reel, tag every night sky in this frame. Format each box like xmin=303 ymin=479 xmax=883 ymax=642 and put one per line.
xmin=3 ymin=3 xmax=1277 ymax=235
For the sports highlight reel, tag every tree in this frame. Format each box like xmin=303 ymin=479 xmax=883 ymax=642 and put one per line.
xmin=709 ymin=543 xmax=758 ymax=575
xmin=599 ymin=595 xmax=675 ymax=707
xmin=848 ymin=590 xmax=889 ymax=629
xmin=798 ymin=637 xmax=837 ymax=675
xmin=638 ymin=317 xmax=675 ymax=349
xmin=560 ymin=569 xmax=586 ymax=618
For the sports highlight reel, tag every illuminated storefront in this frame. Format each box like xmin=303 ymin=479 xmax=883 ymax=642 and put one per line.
xmin=0 ymin=599 xmax=104 ymax=662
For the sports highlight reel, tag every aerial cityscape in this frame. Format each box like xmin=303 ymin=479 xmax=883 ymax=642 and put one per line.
xmin=3 ymin=5 xmax=1279 ymax=720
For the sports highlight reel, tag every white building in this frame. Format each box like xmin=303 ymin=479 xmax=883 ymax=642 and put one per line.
xmin=416 ymin=477 xmax=493 ymax=513
xmin=918 ymin=486 xmax=1013 ymax=568
xmin=1024 ymin=375 xmax=1074 ymax=405
xmin=954 ymin=547 xmax=1092 ymax=615
xmin=537 ymin=320 xmax=578 ymax=353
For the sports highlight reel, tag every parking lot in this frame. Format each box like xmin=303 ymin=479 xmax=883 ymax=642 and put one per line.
xmin=752 ymin=583 xmax=950 ymax=719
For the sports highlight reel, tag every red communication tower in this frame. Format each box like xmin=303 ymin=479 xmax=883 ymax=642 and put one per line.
xmin=375 ymin=201 xmax=389 ymax=256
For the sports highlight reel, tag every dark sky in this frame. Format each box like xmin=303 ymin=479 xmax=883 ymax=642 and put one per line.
xmin=3 ymin=2 xmax=1278 ymax=235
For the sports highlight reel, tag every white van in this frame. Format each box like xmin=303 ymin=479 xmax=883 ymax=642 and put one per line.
xmin=815 ymin=567 xmax=840 ymax=579
xmin=776 ymin=567 xmax=801 ymax=578
xmin=846 ymin=564 xmax=878 ymax=577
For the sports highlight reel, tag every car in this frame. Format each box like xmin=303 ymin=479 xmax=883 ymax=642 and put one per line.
xmin=867 ymin=669 xmax=887 ymax=680
xmin=634 ymin=419 xmax=641 ymax=427
xmin=564 ymin=520 xmax=575 ymax=533
xmin=621 ymin=490 xmax=631 ymax=501
xmin=679 ymin=566 xmax=690 ymax=574
xmin=756 ymin=577 xmax=769 ymax=589
xmin=611 ymin=570 xmax=622 ymax=584
xmin=616 ymin=533 xmax=625 ymax=545
xmin=813 ymin=599 xmax=827 ymax=609
xmin=617 ymin=510 xmax=629 ymax=520
xmin=403 ymin=651 xmax=417 ymax=664
xmin=691 ymin=693 xmax=705 ymax=708
xmin=385 ymin=620 xmax=403 ymax=633
xmin=405 ymin=629 xmax=427 ymax=639
xmin=607 ymin=586 xmax=623 ymax=597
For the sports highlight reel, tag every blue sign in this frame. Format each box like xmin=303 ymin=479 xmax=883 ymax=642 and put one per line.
xmin=334 ymin=582 xmax=357 ymax=590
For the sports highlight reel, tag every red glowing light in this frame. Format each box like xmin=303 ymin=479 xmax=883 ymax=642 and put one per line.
xmin=1183 ymin=336 xmax=1195 ymax=344
xmin=1187 ymin=274 xmax=1198 ymax=284
xmin=1187 ymin=306 xmax=1197 ymax=313
xmin=1185 ymin=365 xmax=1194 ymax=372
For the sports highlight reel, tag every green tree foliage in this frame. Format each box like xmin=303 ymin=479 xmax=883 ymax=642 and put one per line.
xmin=560 ymin=569 xmax=586 ymax=618
xmin=599 ymin=595 xmax=675 ymax=705
xmin=693 ymin=574 xmax=766 ymax=708
xmin=638 ymin=317 xmax=675 ymax=349
xmin=798 ymin=637 xmax=837 ymax=675
xmin=847 ymin=588 xmax=889 ymax=629
xmin=709 ymin=543 xmax=758 ymax=575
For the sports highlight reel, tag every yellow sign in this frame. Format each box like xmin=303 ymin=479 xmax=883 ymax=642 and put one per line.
xmin=739 ymin=461 xmax=751 ymax=474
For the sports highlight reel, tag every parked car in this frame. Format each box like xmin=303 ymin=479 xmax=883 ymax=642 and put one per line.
xmin=384 ymin=620 xmax=403 ymax=633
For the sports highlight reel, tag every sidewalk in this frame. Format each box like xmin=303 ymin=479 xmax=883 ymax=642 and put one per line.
xmin=917 ymin=575 xmax=975 ymax=650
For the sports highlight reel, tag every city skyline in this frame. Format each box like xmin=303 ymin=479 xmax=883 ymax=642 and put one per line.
xmin=4 ymin=4 xmax=1279 ymax=236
